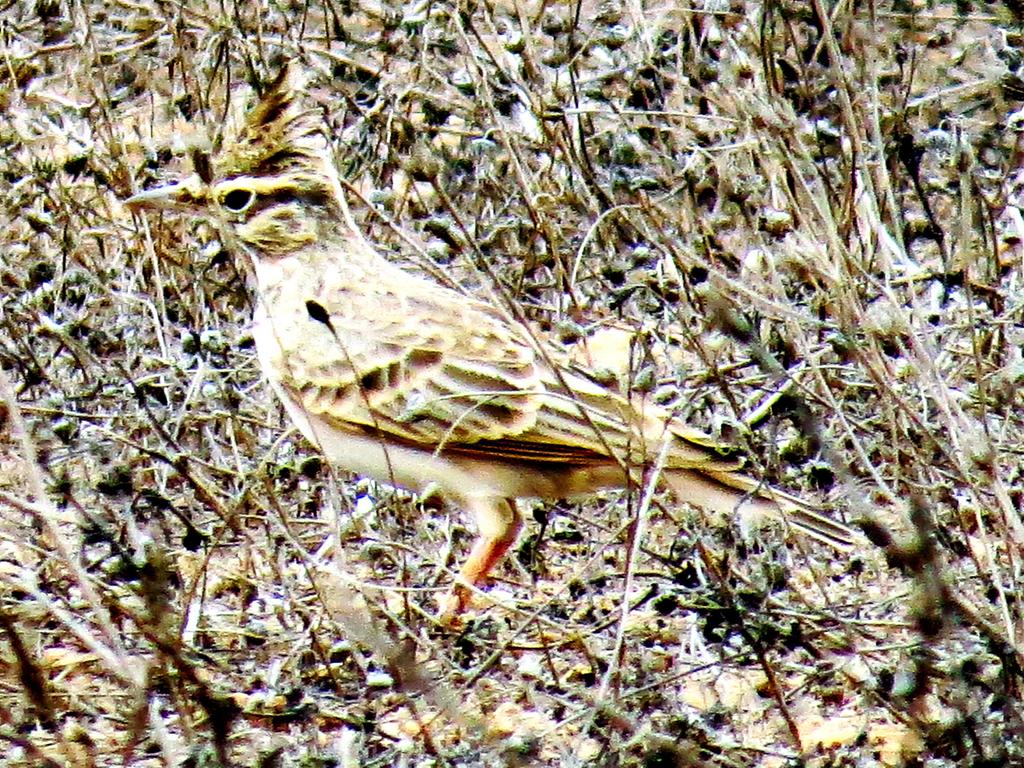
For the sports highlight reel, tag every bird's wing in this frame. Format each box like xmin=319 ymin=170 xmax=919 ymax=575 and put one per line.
xmin=271 ymin=270 xmax=540 ymax=440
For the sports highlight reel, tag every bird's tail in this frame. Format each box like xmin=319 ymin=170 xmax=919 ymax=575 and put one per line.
xmin=662 ymin=467 xmax=855 ymax=550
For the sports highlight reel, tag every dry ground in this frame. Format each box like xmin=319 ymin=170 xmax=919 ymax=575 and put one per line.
xmin=1 ymin=1 xmax=1023 ymax=766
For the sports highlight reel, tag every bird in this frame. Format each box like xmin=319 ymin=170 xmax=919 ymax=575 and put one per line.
xmin=126 ymin=62 xmax=854 ymax=620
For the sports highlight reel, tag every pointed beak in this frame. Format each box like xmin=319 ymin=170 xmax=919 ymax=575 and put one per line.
xmin=125 ymin=174 xmax=207 ymax=212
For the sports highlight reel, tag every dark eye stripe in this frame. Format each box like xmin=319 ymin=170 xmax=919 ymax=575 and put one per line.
xmin=244 ymin=187 xmax=333 ymax=215
xmin=219 ymin=183 xmax=336 ymax=218
xmin=266 ymin=188 xmax=331 ymax=208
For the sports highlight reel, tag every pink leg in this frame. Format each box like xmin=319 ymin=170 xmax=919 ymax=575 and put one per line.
xmin=439 ymin=498 xmax=522 ymax=621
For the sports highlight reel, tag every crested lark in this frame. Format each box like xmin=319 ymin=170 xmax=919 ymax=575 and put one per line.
xmin=127 ymin=63 xmax=854 ymax=618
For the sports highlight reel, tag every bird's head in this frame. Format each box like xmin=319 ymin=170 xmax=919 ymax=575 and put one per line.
xmin=126 ymin=62 xmax=346 ymax=260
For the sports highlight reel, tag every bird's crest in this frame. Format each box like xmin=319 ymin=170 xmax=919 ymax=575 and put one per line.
xmin=214 ymin=62 xmax=330 ymax=183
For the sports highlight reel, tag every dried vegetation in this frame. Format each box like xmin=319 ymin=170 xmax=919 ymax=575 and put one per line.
xmin=2 ymin=0 xmax=1024 ymax=765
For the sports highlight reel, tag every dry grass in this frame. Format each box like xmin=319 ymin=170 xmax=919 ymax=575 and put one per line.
xmin=2 ymin=0 xmax=1024 ymax=765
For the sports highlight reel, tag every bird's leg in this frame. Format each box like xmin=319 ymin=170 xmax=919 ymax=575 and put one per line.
xmin=439 ymin=498 xmax=522 ymax=621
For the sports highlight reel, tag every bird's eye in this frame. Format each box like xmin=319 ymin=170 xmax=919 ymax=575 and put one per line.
xmin=222 ymin=188 xmax=254 ymax=212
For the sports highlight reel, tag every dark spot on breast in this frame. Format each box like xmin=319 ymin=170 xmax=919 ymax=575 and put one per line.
xmin=306 ymin=301 xmax=332 ymax=329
